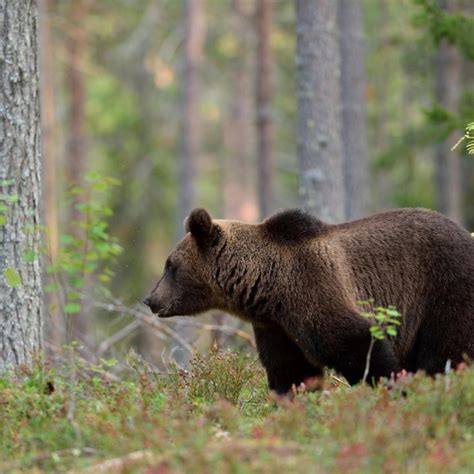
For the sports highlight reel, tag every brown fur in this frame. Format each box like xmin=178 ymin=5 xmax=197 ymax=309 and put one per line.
xmin=144 ymin=207 xmax=474 ymax=393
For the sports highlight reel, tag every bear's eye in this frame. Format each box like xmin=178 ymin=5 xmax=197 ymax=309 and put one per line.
xmin=165 ymin=259 xmax=177 ymax=277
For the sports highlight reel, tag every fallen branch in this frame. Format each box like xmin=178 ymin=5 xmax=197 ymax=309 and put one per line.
xmin=97 ymin=319 xmax=140 ymax=356
xmin=72 ymin=449 xmax=162 ymax=473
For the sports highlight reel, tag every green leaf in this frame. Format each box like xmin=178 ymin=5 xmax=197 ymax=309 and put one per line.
xmin=66 ymin=291 xmax=81 ymax=300
xmin=387 ymin=326 xmax=398 ymax=336
xmin=45 ymin=283 xmax=58 ymax=293
xmin=70 ymin=186 xmax=84 ymax=195
xmin=4 ymin=268 xmax=22 ymax=287
xmin=0 ymin=215 xmax=6 ymax=225
xmin=70 ymin=277 xmax=84 ymax=289
xmin=23 ymin=250 xmax=36 ymax=263
xmin=64 ymin=303 xmax=81 ymax=314
xmin=6 ymin=194 xmax=18 ymax=203
xmin=0 ymin=203 xmax=7 ymax=212
xmin=59 ymin=233 xmax=75 ymax=245
xmin=0 ymin=179 xmax=15 ymax=186
xmin=85 ymin=171 xmax=100 ymax=182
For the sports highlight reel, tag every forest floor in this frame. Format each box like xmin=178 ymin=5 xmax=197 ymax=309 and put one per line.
xmin=1 ymin=348 xmax=473 ymax=473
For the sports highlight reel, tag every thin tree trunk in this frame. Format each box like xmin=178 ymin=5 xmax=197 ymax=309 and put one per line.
xmin=295 ymin=0 xmax=345 ymax=223
xmin=256 ymin=0 xmax=273 ymax=219
xmin=217 ymin=0 xmax=256 ymax=349
xmin=224 ymin=0 xmax=257 ymax=222
xmin=39 ymin=0 xmax=63 ymax=348
xmin=177 ymin=0 xmax=205 ymax=237
xmin=39 ymin=0 xmax=59 ymax=261
xmin=176 ymin=0 xmax=205 ymax=365
xmin=0 ymin=0 xmax=43 ymax=370
xmin=67 ymin=0 xmax=88 ymax=342
xmin=434 ymin=0 xmax=462 ymax=223
xmin=338 ymin=0 xmax=370 ymax=220
xmin=67 ymin=0 xmax=87 ymax=220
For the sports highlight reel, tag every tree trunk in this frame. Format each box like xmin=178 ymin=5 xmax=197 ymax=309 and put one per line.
xmin=0 ymin=0 xmax=43 ymax=370
xmin=177 ymin=0 xmax=205 ymax=237
xmin=39 ymin=0 xmax=64 ymax=348
xmin=67 ymin=0 xmax=87 ymax=222
xmin=176 ymin=0 xmax=205 ymax=365
xmin=39 ymin=0 xmax=59 ymax=261
xmin=338 ymin=0 xmax=370 ymax=219
xmin=434 ymin=0 xmax=462 ymax=223
xmin=295 ymin=0 xmax=345 ymax=223
xmin=256 ymin=0 xmax=273 ymax=219
xmin=217 ymin=0 xmax=257 ymax=349
xmin=223 ymin=0 xmax=257 ymax=222
xmin=66 ymin=0 xmax=89 ymax=342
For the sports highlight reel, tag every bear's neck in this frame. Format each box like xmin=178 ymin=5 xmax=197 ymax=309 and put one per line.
xmin=212 ymin=244 xmax=283 ymax=322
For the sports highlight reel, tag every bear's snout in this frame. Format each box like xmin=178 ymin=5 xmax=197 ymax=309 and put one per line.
xmin=142 ymin=295 xmax=169 ymax=316
xmin=142 ymin=296 xmax=160 ymax=314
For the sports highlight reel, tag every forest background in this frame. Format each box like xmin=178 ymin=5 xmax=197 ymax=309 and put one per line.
xmin=34 ymin=0 xmax=474 ymax=367
xmin=1 ymin=0 xmax=474 ymax=471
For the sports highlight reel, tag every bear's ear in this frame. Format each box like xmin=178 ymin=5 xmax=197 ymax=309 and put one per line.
xmin=185 ymin=208 xmax=219 ymax=248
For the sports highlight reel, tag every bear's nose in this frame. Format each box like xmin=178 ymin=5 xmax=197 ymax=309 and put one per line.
xmin=143 ymin=297 xmax=151 ymax=307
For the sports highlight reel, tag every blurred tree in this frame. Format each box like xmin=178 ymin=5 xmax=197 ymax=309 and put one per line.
xmin=295 ymin=0 xmax=345 ymax=222
xmin=256 ymin=0 xmax=274 ymax=219
xmin=338 ymin=0 xmax=369 ymax=219
xmin=39 ymin=0 xmax=59 ymax=261
xmin=66 ymin=0 xmax=90 ymax=342
xmin=434 ymin=0 xmax=462 ymax=222
xmin=178 ymin=0 xmax=205 ymax=237
xmin=0 ymin=0 xmax=43 ymax=370
xmin=176 ymin=0 xmax=206 ymax=364
xmin=223 ymin=0 xmax=256 ymax=222
xmin=39 ymin=0 xmax=63 ymax=346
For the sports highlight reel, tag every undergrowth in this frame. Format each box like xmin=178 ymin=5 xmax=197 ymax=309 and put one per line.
xmin=1 ymin=350 xmax=473 ymax=473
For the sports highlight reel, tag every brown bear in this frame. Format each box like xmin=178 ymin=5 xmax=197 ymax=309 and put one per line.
xmin=143 ymin=207 xmax=474 ymax=394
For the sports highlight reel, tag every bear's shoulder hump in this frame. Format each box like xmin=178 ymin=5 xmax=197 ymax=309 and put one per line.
xmin=262 ymin=209 xmax=326 ymax=243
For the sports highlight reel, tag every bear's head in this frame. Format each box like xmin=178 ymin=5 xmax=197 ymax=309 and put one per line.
xmin=143 ymin=208 xmax=224 ymax=318
xmin=143 ymin=207 xmax=326 ymax=319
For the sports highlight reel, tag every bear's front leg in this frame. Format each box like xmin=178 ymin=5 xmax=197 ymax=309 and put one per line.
xmin=253 ymin=322 xmax=324 ymax=394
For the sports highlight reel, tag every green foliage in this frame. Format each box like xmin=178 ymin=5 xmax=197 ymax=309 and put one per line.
xmin=184 ymin=345 xmax=265 ymax=405
xmin=4 ymin=267 xmax=22 ymax=288
xmin=46 ymin=172 xmax=122 ymax=330
xmin=359 ymin=301 xmax=401 ymax=383
xmin=414 ymin=0 xmax=474 ymax=60
xmin=452 ymin=122 xmax=474 ymax=155
xmin=1 ymin=351 xmax=474 ymax=472
xmin=359 ymin=301 xmax=402 ymax=340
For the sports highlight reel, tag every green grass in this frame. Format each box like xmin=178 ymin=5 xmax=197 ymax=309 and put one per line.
xmin=1 ymin=349 xmax=473 ymax=473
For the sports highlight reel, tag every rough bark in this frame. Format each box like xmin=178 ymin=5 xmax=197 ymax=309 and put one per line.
xmin=434 ymin=0 xmax=462 ymax=223
xmin=338 ymin=0 xmax=370 ymax=219
xmin=177 ymin=0 xmax=204 ymax=238
xmin=0 ymin=0 xmax=43 ymax=370
xmin=256 ymin=0 xmax=273 ymax=219
xmin=295 ymin=0 xmax=345 ymax=223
